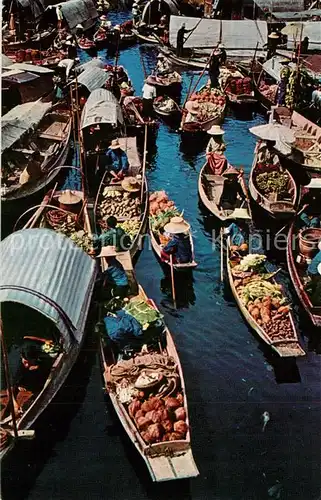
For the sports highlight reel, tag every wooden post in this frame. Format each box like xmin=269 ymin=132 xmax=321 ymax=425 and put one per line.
xmin=169 ymin=255 xmax=177 ymax=308
xmin=0 ymin=318 xmax=18 ymax=438
xmin=220 ymin=227 xmax=224 ymax=282
xmin=141 ymin=124 xmax=148 ymax=204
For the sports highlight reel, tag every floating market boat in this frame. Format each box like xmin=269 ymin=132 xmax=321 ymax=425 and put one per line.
xmin=153 ymin=95 xmax=181 ymax=119
xmin=98 ymin=252 xmax=199 ymax=481
xmin=1 ymin=100 xmax=72 ymax=208
xmin=219 ymin=65 xmax=257 ymax=108
xmin=252 ymin=63 xmax=278 ymax=112
xmin=0 ymin=228 xmax=97 ymax=460
xmin=198 ymin=158 xmax=251 ymax=222
xmin=149 ymin=191 xmax=197 ymax=270
xmin=226 ymin=242 xmax=305 ymax=357
xmin=286 ymin=220 xmax=321 ymax=328
xmin=249 ymin=142 xmax=299 ymax=219
xmin=132 ymin=28 xmax=160 ymax=45
xmin=2 ymin=27 xmax=57 ymax=52
xmin=94 ymin=136 xmax=148 ymax=259
xmin=145 ymin=71 xmax=182 ymax=93
xmin=180 ymin=85 xmax=226 ymax=133
xmin=160 ymin=47 xmax=209 ymax=70
xmin=77 ymin=36 xmax=96 ymax=51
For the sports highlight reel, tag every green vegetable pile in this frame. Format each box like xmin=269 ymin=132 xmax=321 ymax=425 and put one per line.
xmin=240 ymin=280 xmax=286 ymax=305
xmin=124 ymin=298 xmax=163 ymax=330
xmin=256 ymin=170 xmax=288 ymax=196
xmin=234 ymin=254 xmax=267 ymax=272
xmin=150 ymin=208 xmax=180 ymax=235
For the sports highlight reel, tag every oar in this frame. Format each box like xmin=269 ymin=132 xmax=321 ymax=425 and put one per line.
xmin=183 ymin=18 xmax=203 ymax=46
xmin=220 ymin=227 xmax=224 ymax=282
xmin=141 ymin=123 xmax=148 ymax=204
xmin=169 ymin=255 xmax=177 ymax=309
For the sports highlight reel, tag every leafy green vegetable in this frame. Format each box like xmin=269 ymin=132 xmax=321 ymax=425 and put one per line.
xmin=124 ymin=298 xmax=163 ymax=330
xmin=234 ymin=254 xmax=267 ymax=272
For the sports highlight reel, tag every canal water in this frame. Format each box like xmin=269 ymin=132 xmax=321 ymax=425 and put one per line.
xmin=2 ymin=9 xmax=320 ymax=500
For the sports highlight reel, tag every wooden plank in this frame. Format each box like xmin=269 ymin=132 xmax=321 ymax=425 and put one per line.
xmin=170 ymin=450 xmax=199 ymax=478
xmin=38 ymin=121 xmax=68 ymax=141
xmin=118 ymin=137 xmax=141 ymax=174
xmin=147 ymin=456 xmax=176 ymax=482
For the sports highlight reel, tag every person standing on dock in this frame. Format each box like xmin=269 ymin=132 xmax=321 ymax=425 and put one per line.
xmin=142 ymin=80 xmax=157 ymax=118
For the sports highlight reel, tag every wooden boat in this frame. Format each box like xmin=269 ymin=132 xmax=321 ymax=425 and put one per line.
xmin=226 ymin=240 xmax=305 ymax=357
xmin=252 ymin=65 xmax=277 ymax=112
xmin=146 ymin=72 xmax=182 ymax=92
xmin=2 ymin=27 xmax=57 ymax=52
xmin=180 ymin=86 xmax=226 ymax=133
xmin=249 ymin=142 xmax=299 ymax=219
xmin=286 ymin=220 xmax=321 ymax=328
xmin=0 ymin=228 xmax=97 ymax=460
xmin=160 ymin=47 xmax=209 ymax=70
xmin=132 ymin=28 xmax=160 ymax=45
xmin=220 ymin=64 xmax=257 ymax=107
xmin=4 ymin=47 xmax=67 ymax=69
xmin=98 ymin=252 xmax=199 ymax=481
xmin=1 ymin=101 xmax=72 ymax=206
xmin=77 ymin=37 xmax=96 ymax=51
xmin=93 ymin=28 xmax=109 ymax=45
xmin=272 ymin=108 xmax=321 ymax=174
xmin=94 ymin=136 xmax=149 ymax=260
xmin=198 ymin=159 xmax=251 ymax=222
xmin=119 ymin=31 xmax=136 ymax=46
xmin=153 ymin=95 xmax=181 ymax=119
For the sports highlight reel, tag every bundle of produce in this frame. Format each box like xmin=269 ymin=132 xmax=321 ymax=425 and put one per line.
xmin=259 ymin=82 xmax=277 ymax=103
xmin=190 ymin=86 xmax=226 ymax=107
xmin=233 ymin=254 xmax=267 ymax=273
xmin=239 ymin=279 xmax=286 ymax=306
xmin=43 ymin=211 xmax=93 ymax=253
xmin=186 ymin=87 xmax=226 ymax=122
xmin=124 ymin=296 xmax=163 ymax=330
xmin=117 ymin=220 xmax=141 ymax=239
xmin=127 ymin=392 xmax=189 ymax=444
xmin=149 ymin=191 xmax=177 ymax=216
xmin=98 ymin=189 xmax=141 ymax=221
xmin=256 ymin=170 xmax=289 ymax=196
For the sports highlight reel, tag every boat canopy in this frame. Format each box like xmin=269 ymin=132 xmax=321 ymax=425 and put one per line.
xmin=262 ymin=56 xmax=296 ymax=82
xmin=8 ymin=63 xmax=54 ymax=75
xmin=141 ymin=0 xmax=180 ymax=24
xmin=1 ymin=100 xmax=52 ymax=153
xmin=169 ymin=16 xmax=267 ymax=54
xmin=47 ymin=0 xmax=98 ymax=33
xmin=2 ymin=70 xmax=39 ymax=84
xmin=17 ymin=0 xmax=46 ymax=19
xmin=0 ymin=229 xmax=97 ymax=347
xmin=253 ymin=0 xmax=304 ymax=13
xmin=75 ymin=58 xmax=105 ymax=74
xmin=80 ymin=88 xmax=124 ymax=130
xmin=72 ymin=67 xmax=109 ymax=92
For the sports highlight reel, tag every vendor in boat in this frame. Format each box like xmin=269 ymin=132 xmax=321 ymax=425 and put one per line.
xmin=220 ymin=167 xmax=246 ymax=211
xmin=218 ymin=43 xmax=227 ymax=65
xmin=176 ymin=23 xmax=194 ymax=58
xmin=104 ymin=139 xmax=129 ymax=181
xmin=185 ymin=101 xmax=200 ymax=122
xmin=208 ymin=50 xmax=221 ymax=88
xmin=116 ymin=66 xmax=128 ymax=85
xmin=155 ymin=53 xmax=172 ymax=77
xmin=224 ymin=222 xmax=249 ymax=255
xmin=265 ymin=31 xmax=282 ymax=60
xmin=300 ymin=192 xmax=321 ymax=228
xmin=297 ymin=36 xmax=309 ymax=56
xmin=98 ymin=245 xmax=129 ymax=299
xmin=93 ymin=215 xmax=132 ymax=255
xmin=206 ymin=125 xmax=226 ymax=155
xmin=277 ymin=59 xmax=291 ymax=106
xmin=142 ymin=80 xmax=157 ymax=118
xmin=160 ymin=217 xmax=193 ymax=264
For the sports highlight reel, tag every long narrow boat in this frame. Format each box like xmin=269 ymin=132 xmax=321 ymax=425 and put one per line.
xmin=160 ymin=47 xmax=209 ymax=70
xmin=1 ymin=100 xmax=72 ymax=207
xmin=98 ymin=251 xmax=199 ymax=481
xmin=2 ymin=27 xmax=57 ymax=52
xmin=0 ymin=228 xmax=97 ymax=460
xmin=145 ymin=72 xmax=182 ymax=93
xmin=286 ymin=220 xmax=321 ymax=328
xmin=132 ymin=28 xmax=160 ymax=45
xmin=219 ymin=65 xmax=257 ymax=108
xmin=180 ymin=85 xmax=226 ymax=133
xmin=153 ymin=96 xmax=181 ymax=120
xmin=198 ymin=159 xmax=251 ymax=222
xmin=249 ymin=142 xmax=299 ymax=219
xmin=226 ymin=240 xmax=305 ymax=357
xmin=94 ymin=136 xmax=149 ymax=260
xmin=252 ymin=65 xmax=277 ymax=112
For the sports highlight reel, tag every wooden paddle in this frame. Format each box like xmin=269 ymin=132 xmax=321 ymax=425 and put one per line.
xmin=169 ymin=255 xmax=177 ymax=309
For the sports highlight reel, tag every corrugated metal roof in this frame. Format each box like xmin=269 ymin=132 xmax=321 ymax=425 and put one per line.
xmin=253 ymin=0 xmax=304 ymax=12
xmin=75 ymin=57 xmax=105 ymax=74
xmin=169 ymin=17 xmax=267 ymax=50
xmin=1 ymin=100 xmax=52 ymax=153
xmin=73 ymin=67 xmax=108 ymax=92
xmin=2 ymin=72 xmax=39 ymax=84
xmin=0 ymin=229 xmax=97 ymax=345
xmin=80 ymin=88 xmax=124 ymax=129
xmin=9 ymin=63 xmax=54 ymax=74
xmin=47 ymin=0 xmax=98 ymax=32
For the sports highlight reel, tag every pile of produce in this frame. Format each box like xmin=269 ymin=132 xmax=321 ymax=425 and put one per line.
xmin=232 ymin=254 xmax=295 ymax=341
xmin=259 ymin=82 xmax=277 ymax=103
xmin=225 ymin=77 xmax=252 ymax=95
xmin=149 ymin=191 xmax=180 ymax=236
xmin=44 ymin=211 xmax=93 ymax=253
xmin=124 ymin=297 xmax=163 ymax=330
xmin=128 ymin=393 xmax=189 ymax=444
xmin=255 ymin=169 xmax=289 ymax=196
xmin=98 ymin=188 xmax=141 ymax=220
xmin=186 ymin=87 xmax=226 ymax=122
xmin=117 ymin=220 xmax=141 ymax=239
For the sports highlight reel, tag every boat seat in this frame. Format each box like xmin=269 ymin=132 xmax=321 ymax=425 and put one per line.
xmin=38 ymin=120 xmax=68 ymax=141
xmin=204 ymin=174 xmax=225 ymax=184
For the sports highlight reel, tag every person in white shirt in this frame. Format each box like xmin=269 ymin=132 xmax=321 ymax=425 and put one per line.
xmin=142 ymin=81 xmax=157 ymax=118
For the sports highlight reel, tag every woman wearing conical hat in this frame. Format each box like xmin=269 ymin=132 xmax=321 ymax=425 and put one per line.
xmin=160 ymin=217 xmax=193 ymax=264
xmin=104 ymin=138 xmax=129 ymax=183
xmin=206 ymin=125 xmax=226 ymax=154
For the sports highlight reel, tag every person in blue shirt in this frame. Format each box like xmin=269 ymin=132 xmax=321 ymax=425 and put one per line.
xmin=104 ymin=139 xmax=129 ymax=182
xmin=160 ymin=217 xmax=192 ymax=264
xmin=99 ymin=246 xmax=129 ymax=298
xmin=224 ymin=222 xmax=249 ymax=255
xmin=308 ymin=241 xmax=321 ymax=277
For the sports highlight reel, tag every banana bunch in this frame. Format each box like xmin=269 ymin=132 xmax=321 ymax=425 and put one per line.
xmin=103 ymin=188 xmax=122 ymax=198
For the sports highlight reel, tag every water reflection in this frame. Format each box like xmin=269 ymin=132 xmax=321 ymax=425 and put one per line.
xmin=160 ymin=270 xmax=196 ymax=309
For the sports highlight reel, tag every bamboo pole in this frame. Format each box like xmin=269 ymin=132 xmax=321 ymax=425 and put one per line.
xmin=0 ymin=318 xmax=18 ymax=438
xmin=141 ymin=124 xmax=148 ymax=204
xmin=169 ymin=255 xmax=177 ymax=308
xmin=187 ymin=44 xmax=219 ymax=100
xmin=220 ymin=227 xmax=224 ymax=282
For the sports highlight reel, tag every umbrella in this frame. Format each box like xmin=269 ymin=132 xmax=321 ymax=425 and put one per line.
xmin=281 ymin=22 xmax=305 ymax=39
xmin=249 ymin=123 xmax=295 ymax=144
